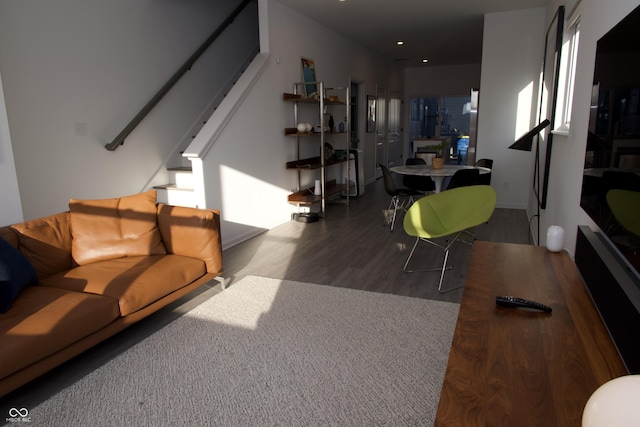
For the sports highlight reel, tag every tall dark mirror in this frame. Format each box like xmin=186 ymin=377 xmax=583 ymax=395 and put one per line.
xmin=580 ymin=4 xmax=640 ymax=278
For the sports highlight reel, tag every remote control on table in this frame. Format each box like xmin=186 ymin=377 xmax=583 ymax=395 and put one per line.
xmin=496 ymin=296 xmax=552 ymax=313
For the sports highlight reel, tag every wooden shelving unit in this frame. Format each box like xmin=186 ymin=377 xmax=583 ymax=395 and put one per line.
xmin=285 ymin=156 xmax=350 ymax=170
xmin=284 ymin=128 xmax=349 ymax=136
xmin=284 ymin=81 xmax=352 ymax=217
xmin=286 ymin=179 xmax=351 ymax=204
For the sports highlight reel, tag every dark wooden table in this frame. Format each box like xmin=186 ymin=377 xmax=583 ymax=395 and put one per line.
xmin=435 ymin=241 xmax=627 ymax=426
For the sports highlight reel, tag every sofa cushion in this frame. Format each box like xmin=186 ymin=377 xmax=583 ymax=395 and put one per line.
xmin=0 ymin=237 xmax=38 ymax=314
xmin=0 ymin=286 xmax=119 ymax=381
xmin=39 ymin=255 xmax=206 ymax=316
xmin=10 ymin=212 xmax=74 ymax=279
xmin=69 ymin=190 xmax=166 ymax=265
xmin=157 ymin=203 xmax=223 ymax=275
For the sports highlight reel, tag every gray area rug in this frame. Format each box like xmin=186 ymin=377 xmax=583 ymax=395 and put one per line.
xmin=26 ymin=276 xmax=459 ymax=426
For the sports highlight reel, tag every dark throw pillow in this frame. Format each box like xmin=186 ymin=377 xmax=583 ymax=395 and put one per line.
xmin=0 ymin=237 xmax=38 ymax=313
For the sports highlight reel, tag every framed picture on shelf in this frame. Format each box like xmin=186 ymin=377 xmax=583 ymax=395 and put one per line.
xmin=301 ymin=57 xmax=317 ymax=98
xmin=367 ymin=95 xmax=376 ymax=132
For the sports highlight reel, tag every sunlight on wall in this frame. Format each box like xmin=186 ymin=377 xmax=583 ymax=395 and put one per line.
xmin=220 ymin=164 xmax=291 ymax=229
xmin=540 ymin=77 xmax=550 ymax=125
xmin=515 ymin=81 xmax=535 ymax=139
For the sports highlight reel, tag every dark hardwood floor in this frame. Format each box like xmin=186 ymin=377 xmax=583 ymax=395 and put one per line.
xmin=0 ymin=178 xmax=530 ymax=410
xmin=223 ymin=178 xmax=531 ymax=304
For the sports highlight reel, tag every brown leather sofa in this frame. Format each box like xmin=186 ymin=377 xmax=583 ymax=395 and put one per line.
xmin=0 ymin=190 xmax=223 ymax=397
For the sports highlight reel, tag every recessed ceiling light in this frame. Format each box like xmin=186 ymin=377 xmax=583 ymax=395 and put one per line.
xmin=396 ymin=41 xmax=404 ymax=45
xmin=422 ymin=59 xmax=429 ymax=63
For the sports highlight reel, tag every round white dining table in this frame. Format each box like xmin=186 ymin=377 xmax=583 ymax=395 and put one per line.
xmin=390 ymin=164 xmax=491 ymax=193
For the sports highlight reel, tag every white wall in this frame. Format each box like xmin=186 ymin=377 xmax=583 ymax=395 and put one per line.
xmin=8 ymin=0 xmax=633 ymax=256
xmin=478 ymin=0 xmax=640 ymax=253
xmin=539 ymin=0 xmax=640 ymax=253
xmin=265 ymin=0 xmax=402 ymax=185
xmin=0 ymin=0 xmax=401 ymax=249
xmin=0 ymin=72 xmax=23 ymax=224
xmin=477 ymin=8 xmax=546 ymax=210
xmin=0 ymin=0 xmax=254 ymax=220
xmin=200 ymin=0 xmax=403 ymax=247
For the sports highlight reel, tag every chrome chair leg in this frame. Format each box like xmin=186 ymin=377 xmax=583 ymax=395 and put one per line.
xmin=387 ymin=195 xmax=413 ymax=232
xmin=403 ymin=232 xmax=465 ymax=293
xmin=387 ymin=196 xmax=400 ymax=231
xmin=391 ymin=197 xmax=401 ymax=231
xmin=383 ymin=197 xmax=398 ymax=229
xmin=437 ymin=247 xmax=450 ymax=291
xmin=403 ymin=237 xmax=421 ymax=271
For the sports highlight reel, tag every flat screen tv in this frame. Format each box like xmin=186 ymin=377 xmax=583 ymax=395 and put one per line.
xmin=578 ymin=4 xmax=640 ymax=373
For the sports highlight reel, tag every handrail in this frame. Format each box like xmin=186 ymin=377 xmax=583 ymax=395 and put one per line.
xmin=105 ymin=0 xmax=255 ymax=151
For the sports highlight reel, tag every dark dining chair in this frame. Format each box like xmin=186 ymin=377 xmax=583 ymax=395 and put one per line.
xmin=475 ymin=158 xmax=493 ymax=169
xmin=475 ymin=158 xmax=493 ymax=185
xmin=379 ymin=164 xmax=422 ymax=232
xmin=446 ymin=168 xmax=480 ymax=190
xmin=403 ymin=158 xmax=436 ymax=194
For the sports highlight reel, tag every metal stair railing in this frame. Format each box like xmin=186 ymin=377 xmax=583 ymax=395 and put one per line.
xmin=105 ymin=0 xmax=255 ymax=151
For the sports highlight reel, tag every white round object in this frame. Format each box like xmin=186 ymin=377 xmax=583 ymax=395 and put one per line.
xmin=546 ymin=225 xmax=564 ymax=252
xmin=582 ymin=375 xmax=640 ymax=427
xmin=305 ymin=123 xmax=313 ymax=132
xmin=296 ymin=123 xmax=307 ymax=133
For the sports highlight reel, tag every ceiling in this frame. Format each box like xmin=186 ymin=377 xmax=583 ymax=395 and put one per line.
xmin=274 ymin=0 xmax=549 ymax=67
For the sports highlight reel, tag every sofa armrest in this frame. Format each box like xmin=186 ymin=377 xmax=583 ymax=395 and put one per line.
xmin=9 ymin=212 xmax=74 ymax=279
xmin=0 ymin=226 xmax=18 ymax=248
xmin=156 ymin=204 xmax=223 ymax=275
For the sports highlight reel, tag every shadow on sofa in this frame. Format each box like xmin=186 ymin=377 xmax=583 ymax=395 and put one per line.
xmin=0 ymin=190 xmax=224 ymax=398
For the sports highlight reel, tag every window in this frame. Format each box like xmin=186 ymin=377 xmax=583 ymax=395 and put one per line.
xmin=554 ymin=11 xmax=581 ymax=134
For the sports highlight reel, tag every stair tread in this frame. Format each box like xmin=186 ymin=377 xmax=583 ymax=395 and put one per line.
xmin=167 ymin=166 xmax=192 ymax=172
xmin=153 ymin=184 xmax=194 ymax=191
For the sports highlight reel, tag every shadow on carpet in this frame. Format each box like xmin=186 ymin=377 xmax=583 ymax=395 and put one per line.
xmin=23 ymin=275 xmax=460 ymax=426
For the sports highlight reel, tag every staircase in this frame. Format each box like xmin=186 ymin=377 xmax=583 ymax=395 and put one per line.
xmin=152 ymin=91 xmax=225 ymax=207
xmin=154 ymin=166 xmax=196 ymax=207
xmin=152 ymin=100 xmax=215 ymax=208
xmin=153 ymin=91 xmax=221 ymax=207
xmin=152 ymin=100 xmax=213 ymax=208
xmin=103 ymin=0 xmax=260 ymax=209
xmin=153 ymin=49 xmax=267 ymax=209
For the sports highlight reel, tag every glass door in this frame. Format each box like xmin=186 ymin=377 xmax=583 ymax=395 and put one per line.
xmin=375 ymin=86 xmax=387 ymax=178
xmin=441 ymin=96 xmax=472 ymax=164
xmin=409 ymin=97 xmax=440 ymax=141
xmin=387 ymin=92 xmax=403 ymax=168
xmin=409 ymin=94 xmax=475 ymax=164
